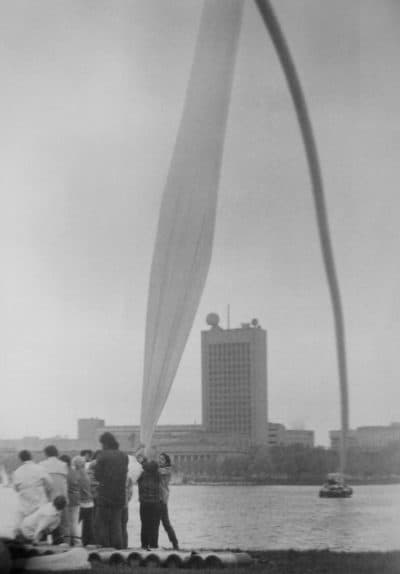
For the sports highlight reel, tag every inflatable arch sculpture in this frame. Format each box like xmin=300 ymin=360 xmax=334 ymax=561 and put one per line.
xmin=140 ymin=0 xmax=350 ymax=474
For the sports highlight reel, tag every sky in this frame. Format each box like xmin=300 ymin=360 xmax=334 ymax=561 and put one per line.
xmin=0 ymin=0 xmax=399 ymax=446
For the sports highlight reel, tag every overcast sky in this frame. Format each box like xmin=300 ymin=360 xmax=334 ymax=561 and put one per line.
xmin=0 ymin=0 xmax=399 ymax=445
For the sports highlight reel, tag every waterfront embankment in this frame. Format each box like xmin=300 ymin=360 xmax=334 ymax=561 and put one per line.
xmin=10 ymin=550 xmax=400 ymax=574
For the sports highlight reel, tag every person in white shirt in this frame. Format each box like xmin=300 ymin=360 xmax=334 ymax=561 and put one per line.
xmin=39 ymin=445 xmax=68 ymax=543
xmin=19 ymin=496 xmax=67 ymax=544
xmin=13 ymin=450 xmax=53 ymax=526
xmin=39 ymin=446 xmax=68 ymax=499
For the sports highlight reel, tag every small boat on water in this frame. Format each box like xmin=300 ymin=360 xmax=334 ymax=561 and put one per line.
xmin=319 ymin=473 xmax=353 ymax=498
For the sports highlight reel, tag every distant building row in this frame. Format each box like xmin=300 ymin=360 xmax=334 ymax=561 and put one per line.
xmin=330 ymin=423 xmax=400 ymax=451
xmin=6 ymin=421 xmax=400 ymax=455
xmin=0 ymin=417 xmax=313 ymax=451
xmin=80 ymin=419 xmax=314 ymax=450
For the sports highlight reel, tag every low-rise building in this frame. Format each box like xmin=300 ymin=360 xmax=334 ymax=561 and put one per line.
xmin=94 ymin=423 xmax=248 ymax=476
xmin=268 ymin=422 xmax=314 ymax=448
xmin=267 ymin=423 xmax=286 ymax=447
xmin=283 ymin=429 xmax=315 ymax=448
xmin=330 ymin=423 xmax=400 ymax=451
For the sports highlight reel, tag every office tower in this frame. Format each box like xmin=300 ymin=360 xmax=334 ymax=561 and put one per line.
xmin=201 ymin=313 xmax=267 ymax=444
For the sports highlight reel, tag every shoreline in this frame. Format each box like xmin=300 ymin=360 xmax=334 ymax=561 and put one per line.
xmin=3 ymin=537 xmax=400 ymax=573
xmin=249 ymin=549 xmax=400 ymax=573
xmin=175 ymin=478 xmax=400 ymax=486
xmin=7 ymin=548 xmax=400 ymax=574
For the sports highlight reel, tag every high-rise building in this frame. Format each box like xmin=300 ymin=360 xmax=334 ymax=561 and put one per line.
xmin=201 ymin=313 xmax=268 ymax=445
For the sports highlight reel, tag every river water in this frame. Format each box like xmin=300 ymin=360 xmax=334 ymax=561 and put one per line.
xmin=2 ymin=484 xmax=400 ymax=551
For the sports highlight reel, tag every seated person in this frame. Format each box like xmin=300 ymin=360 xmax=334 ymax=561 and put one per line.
xmin=18 ymin=496 xmax=67 ymax=544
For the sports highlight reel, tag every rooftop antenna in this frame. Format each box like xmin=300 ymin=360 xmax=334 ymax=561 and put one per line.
xmin=227 ymin=304 xmax=231 ymax=329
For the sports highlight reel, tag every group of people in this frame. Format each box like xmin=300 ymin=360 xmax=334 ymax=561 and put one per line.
xmin=12 ymin=431 xmax=179 ymax=551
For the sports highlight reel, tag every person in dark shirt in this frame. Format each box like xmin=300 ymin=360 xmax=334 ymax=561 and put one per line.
xmin=94 ymin=432 xmax=129 ymax=549
xmin=158 ymin=452 xmax=179 ymax=550
xmin=136 ymin=450 xmax=161 ymax=549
